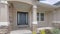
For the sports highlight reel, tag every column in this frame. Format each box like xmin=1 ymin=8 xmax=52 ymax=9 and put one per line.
xmin=32 ymin=5 xmax=37 ymax=24
xmin=0 ymin=2 xmax=9 ymax=26
xmin=32 ymin=5 xmax=37 ymax=34
xmin=0 ymin=1 xmax=10 ymax=34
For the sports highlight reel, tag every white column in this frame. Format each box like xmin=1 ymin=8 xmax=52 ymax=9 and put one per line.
xmin=32 ymin=5 xmax=37 ymax=34
xmin=0 ymin=2 xmax=9 ymax=26
xmin=32 ymin=5 xmax=37 ymax=24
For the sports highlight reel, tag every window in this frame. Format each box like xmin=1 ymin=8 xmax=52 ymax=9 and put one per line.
xmin=37 ymin=13 xmax=44 ymax=21
xmin=40 ymin=0 xmax=46 ymax=1
xmin=37 ymin=13 xmax=39 ymax=21
xmin=38 ymin=0 xmax=45 ymax=1
xmin=40 ymin=13 xmax=44 ymax=21
xmin=37 ymin=0 xmax=40 ymax=1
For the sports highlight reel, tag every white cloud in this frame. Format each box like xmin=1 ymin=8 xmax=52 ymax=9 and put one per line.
xmin=40 ymin=0 xmax=60 ymax=5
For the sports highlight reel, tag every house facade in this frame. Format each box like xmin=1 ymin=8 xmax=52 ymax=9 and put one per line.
xmin=0 ymin=0 xmax=60 ymax=34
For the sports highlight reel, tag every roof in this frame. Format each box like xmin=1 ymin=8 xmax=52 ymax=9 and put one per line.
xmin=54 ymin=1 xmax=60 ymax=5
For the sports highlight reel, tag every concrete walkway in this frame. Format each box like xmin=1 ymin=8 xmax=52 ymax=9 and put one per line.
xmin=10 ymin=30 xmax=32 ymax=34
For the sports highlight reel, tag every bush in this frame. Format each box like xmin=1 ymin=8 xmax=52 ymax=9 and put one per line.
xmin=51 ymin=28 xmax=60 ymax=34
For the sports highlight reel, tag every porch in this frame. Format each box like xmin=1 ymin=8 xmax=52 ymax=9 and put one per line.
xmin=0 ymin=1 xmax=60 ymax=34
xmin=8 ymin=1 xmax=55 ymax=30
xmin=10 ymin=29 xmax=32 ymax=34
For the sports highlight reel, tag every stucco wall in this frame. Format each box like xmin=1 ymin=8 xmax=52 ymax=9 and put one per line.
xmin=46 ymin=11 xmax=53 ymax=27
xmin=37 ymin=11 xmax=53 ymax=28
xmin=52 ymin=8 xmax=60 ymax=28
xmin=53 ymin=9 xmax=60 ymax=21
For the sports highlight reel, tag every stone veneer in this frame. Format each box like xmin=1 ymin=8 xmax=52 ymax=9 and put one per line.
xmin=0 ymin=1 xmax=10 ymax=34
xmin=0 ymin=26 xmax=9 ymax=34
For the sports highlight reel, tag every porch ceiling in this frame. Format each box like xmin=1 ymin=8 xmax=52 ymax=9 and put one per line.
xmin=7 ymin=0 xmax=33 ymax=5
xmin=8 ymin=1 xmax=32 ymax=11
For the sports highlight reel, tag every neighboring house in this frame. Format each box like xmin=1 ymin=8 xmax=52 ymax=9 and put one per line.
xmin=0 ymin=0 xmax=60 ymax=34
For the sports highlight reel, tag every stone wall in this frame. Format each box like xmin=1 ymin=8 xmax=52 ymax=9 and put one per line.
xmin=0 ymin=26 xmax=8 ymax=34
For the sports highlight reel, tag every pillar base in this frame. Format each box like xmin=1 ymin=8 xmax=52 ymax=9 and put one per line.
xmin=0 ymin=22 xmax=10 ymax=26
xmin=32 ymin=21 xmax=37 ymax=34
xmin=0 ymin=26 xmax=9 ymax=34
xmin=32 ymin=21 xmax=37 ymax=24
xmin=32 ymin=24 xmax=37 ymax=34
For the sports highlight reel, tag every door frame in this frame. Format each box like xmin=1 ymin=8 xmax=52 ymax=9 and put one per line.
xmin=17 ymin=12 xmax=29 ymax=27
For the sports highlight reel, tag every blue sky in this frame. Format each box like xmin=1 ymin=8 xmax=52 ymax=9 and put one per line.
xmin=40 ymin=0 xmax=60 ymax=5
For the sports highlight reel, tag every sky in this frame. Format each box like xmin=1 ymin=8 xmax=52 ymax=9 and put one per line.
xmin=40 ymin=0 xmax=60 ymax=5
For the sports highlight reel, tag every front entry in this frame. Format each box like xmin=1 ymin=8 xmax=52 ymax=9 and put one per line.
xmin=17 ymin=12 xmax=28 ymax=25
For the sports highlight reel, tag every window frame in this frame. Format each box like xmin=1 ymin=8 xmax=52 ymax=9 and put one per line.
xmin=17 ymin=12 xmax=28 ymax=25
xmin=37 ymin=12 xmax=45 ymax=21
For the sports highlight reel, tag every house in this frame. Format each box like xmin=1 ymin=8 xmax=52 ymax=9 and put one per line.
xmin=0 ymin=0 xmax=60 ymax=34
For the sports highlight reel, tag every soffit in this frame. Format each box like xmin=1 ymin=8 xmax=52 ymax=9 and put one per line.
xmin=8 ymin=1 xmax=32 ymax=11
xmin=8 ymin=1 xmax=59 ymax=12
xmin=7 ymin=0 xmax=33 ymax=5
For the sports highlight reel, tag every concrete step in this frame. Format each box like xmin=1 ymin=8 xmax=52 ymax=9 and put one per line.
xmin=10 ymin=30 xmax=32 ymax=34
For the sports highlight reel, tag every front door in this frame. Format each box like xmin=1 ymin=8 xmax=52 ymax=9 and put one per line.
xmin=17 ymin=12 xmax=28 ymax=25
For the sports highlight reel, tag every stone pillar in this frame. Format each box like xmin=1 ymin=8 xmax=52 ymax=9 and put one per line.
xmin=32 ymin=5 xmax=37 ymax=34
xmin=0 ymin=1 xmax=10 ymax=34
